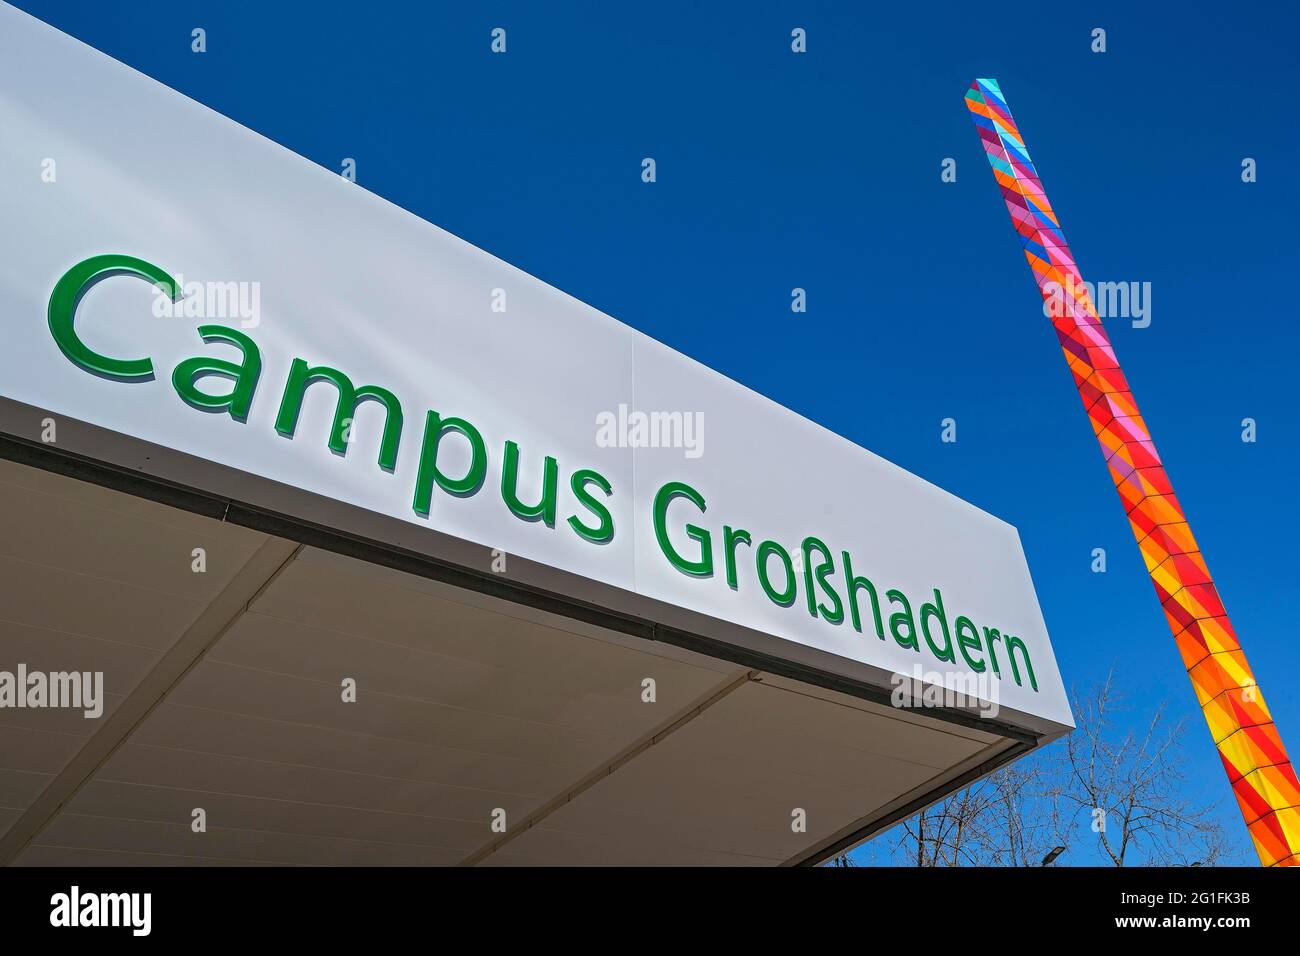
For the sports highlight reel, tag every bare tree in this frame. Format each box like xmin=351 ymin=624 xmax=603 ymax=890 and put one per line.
xmin=869 ymin=670 xmax=1232 ymax=867
xmin=972 ymin=761 xmax=1064 ymax=866
xmin=898 ymin=782 xmax=987 ymax=865
xmin=1048 ymin=669 xmax=1228 ymax=866
xmin=892 ymin=761 xmax=1062 ymax=866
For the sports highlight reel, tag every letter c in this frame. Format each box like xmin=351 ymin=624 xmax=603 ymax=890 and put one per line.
xmin=48 ymin=254 xmax=179 ymax=380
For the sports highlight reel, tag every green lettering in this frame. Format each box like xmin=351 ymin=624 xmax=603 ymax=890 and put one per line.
xmin=919 ymin=589 xmax=955 ymax=663
xmin=1003 ymin=634 xmax=1038 ymax=690
xmin=567 ymin=469 xmax=614 ymax=543
xmin=723 ymin=526 xmax=752 ymax=590
xmin=801 ymin=537 xmax=844 ymax=625
xmin=501 ymin=440 xmax=558 ymax=526
xmin=887 ymin=589 xmax=918 ymax=650
xmin=842 ymin=551 xmax=885 ymax=639
xmin=48 ymin=254 xmax=178 ymax=380
xmin=955 ymin=616 xmax=986 ymax=672
xmin=275 ymin=359 xmax=403 ymax=471
xmin=757 ymin=540 xmax=796 ymax=606
xmin=652 ymin=481 xmax=712 ymax=576
xmin=983 ymin=627 xmax=1003 ymax=677
xmin=171 ymin=325 xmax=262 ymax=421
xmin=412 ymin=411 xmax=487 ymax=516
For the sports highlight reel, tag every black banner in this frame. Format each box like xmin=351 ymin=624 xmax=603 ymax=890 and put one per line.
xmin=0 ymin=865 xmax=1288 ymax=941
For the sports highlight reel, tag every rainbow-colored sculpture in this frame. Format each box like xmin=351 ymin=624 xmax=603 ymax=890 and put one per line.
xmin=965 ymin=78 xmax=1299 ymax=866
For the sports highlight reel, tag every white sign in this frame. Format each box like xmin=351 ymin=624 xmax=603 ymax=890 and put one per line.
xmin=0 ymin=5 xmax=1070 ymax=731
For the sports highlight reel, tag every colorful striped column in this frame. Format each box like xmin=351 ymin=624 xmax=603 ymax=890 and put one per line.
xmin=965 ymin=78 xmax=1299 ymax=866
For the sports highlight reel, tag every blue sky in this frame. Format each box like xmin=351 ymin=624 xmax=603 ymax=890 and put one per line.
xmin=14 ymin=1 xmax=1297 ymax=864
